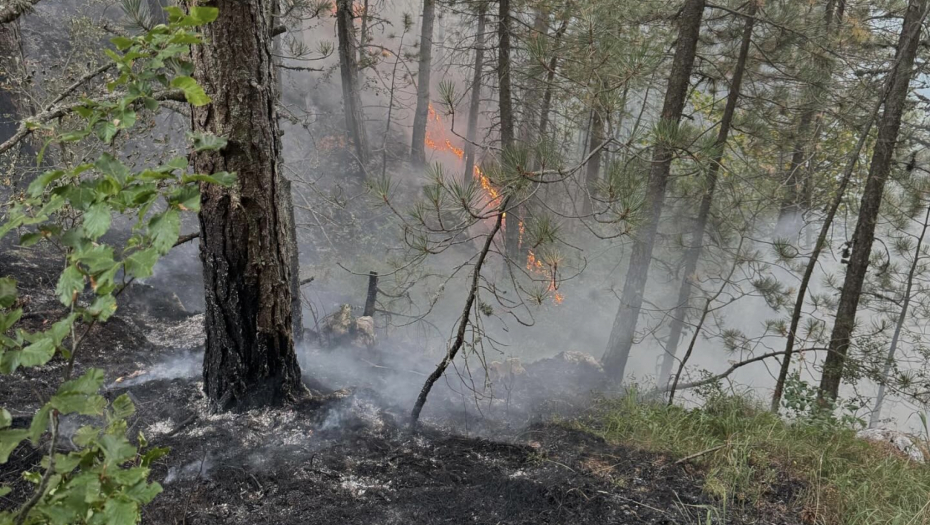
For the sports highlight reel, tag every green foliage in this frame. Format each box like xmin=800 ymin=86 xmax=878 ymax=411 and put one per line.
xmin=0 ymin=12 xmax=230 ymax=525
xmin=585 ymin=390 xmax=930 ymax=525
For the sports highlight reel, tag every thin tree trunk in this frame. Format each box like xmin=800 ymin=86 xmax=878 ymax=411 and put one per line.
xmin=498 ymin=0 xmax=518 ymax=260
xmin=775 ymin=110 xmax=813 ymax=235
xmin=518 ymin=8 xmax=549 ymax=146
xmin=410 ymin=0 xmax=435 ymax=164
xmin=869 ymin=202 xmax=930 ymax=428
xmin=818 ymin=0 xmax=927 ymax=404
xmin=582 ymin=106 xmax=604 ymax=216
xmin=658 ymin=2 xmax=755 ymax=388
xmin=336 ymin=0 xmax=369 ymax=166
xmin=497 ymin=0 xmax=514 ymax=149
xmin=358 ymin=0 xmax=369 ymax=66
xmin=602 ymin=0 xmax=706 ymax=381
xmin=463 ymin=2 xmax=487 ymax=181
xmin=668 ymin=236 xmax=745 ymax=404
xmin=411 ymin=196 xmax=510 ymax=427
xmin=190 ymin=0 xmax=303 ymax=411
xmin=769 ymin=79 xmax=888 ymax=412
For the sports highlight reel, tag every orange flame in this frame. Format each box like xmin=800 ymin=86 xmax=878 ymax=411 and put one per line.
xmin=423 ymin=105 xmax=561 ymax=305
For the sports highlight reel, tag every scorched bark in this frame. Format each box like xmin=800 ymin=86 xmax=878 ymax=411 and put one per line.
xmin=188 ymin=0 xmax=303 ymax=410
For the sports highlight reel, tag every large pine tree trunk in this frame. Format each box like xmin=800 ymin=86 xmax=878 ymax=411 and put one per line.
xmin=463 ymin=2 xmax=487 ymax=182
xmin=658 ymin=2 xmax=755 ymax=388
xmin=410 ymin=0 xmax=435 ymax=164
xmin=818 ymin=0 xmax=926 ymax=403
xmin=190 ymin=0 xmax=303 ymax=411
xmin=336 ymin=0 xmax=369 ymax=166
xmin=602 ymin=0 xmax=706 ymax=381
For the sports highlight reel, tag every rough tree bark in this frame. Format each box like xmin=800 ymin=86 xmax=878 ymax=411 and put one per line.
xmin=189 ymin=0 xmax=304 ymax=411
xmin=658 ymin=2 xmax=755 ymax=388
xmin=336 ymin=0 xmax=369 ymax=166
xmin=410 ymin=0 xmax=435 ymax=164
xmin=602 ymin=0 xmax=706 ymax=381
xmin=463 ymin=1 xmax=487 ymax=182
xmin=818 ymin=0 xmax=926 ymax=404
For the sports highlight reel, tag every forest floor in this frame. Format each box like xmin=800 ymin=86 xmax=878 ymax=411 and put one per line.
xmin=0 ymin=245 xmax=808 ymax=524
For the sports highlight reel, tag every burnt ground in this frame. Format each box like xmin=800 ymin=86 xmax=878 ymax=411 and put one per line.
xmin=0 ymin=245 xmax=805 ymax=524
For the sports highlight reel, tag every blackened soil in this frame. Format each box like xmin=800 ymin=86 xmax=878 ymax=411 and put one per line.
xmin=0 ymin=246 xmax=805 ymax=524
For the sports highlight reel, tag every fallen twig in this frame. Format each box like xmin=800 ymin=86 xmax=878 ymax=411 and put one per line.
xmin=674 ymin=443 xmax=728 ymax=465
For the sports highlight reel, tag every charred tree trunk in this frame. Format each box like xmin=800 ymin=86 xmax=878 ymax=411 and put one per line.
xmin=658 ymin=2 xmax=755 ymax=388
xmin=537 ymin=18 xmax=568 ymax=143
xmin=602 ymin=0 xmax=706 ymax=382
xmin=463 ymin=2 xmax=487 ymax=182
xmin=190 ymin=0 xmax=304 ymax=411
xmin=410 ymin=0 xmax=435 ymax=164
xmin=818 ymin=0 xmax=926 ymax=404
xmin=336 ymin=0 xmax=369 ymax=166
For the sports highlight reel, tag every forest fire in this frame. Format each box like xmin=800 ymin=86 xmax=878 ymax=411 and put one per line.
xmin=424 ymin=104 xmax=498 ymax=200
xmin=424 ymin=104 xmax=561 ymax=305
xmin=526 ymin=250 xmax=564 ymax=305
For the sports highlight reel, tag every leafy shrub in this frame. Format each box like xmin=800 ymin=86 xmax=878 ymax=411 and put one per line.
xmin=0 ymin=8 xmax=232 ymax=524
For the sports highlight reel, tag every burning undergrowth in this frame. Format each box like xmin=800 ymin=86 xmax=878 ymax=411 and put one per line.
xmin=0 ymin=247 xmax=805 ymax=524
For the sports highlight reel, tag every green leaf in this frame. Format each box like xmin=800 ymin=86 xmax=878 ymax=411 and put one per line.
xmin=103 ymin=496 xmax=138 ymax=525
xmin=56 ymin=265 xmax=85 ymax=306
xmin=0 ymin=409 xmax=10 ymax=429
xmin=189 ymin=6 xmax=219 ymax=23
xmin=124 ymin=248 xmax=159 ymax=279
xmin=99 ymin=435 xmax=137 ymax=467
xmin=110 ymin=36 xmax=135 ymax=50
xmin=0 ymin=309 xmax=22 ymax=333
xmin=0 ymin=429 xmax=29 ymax=462
xmin=0 ymin=278 xmax=16 ymax=308
xmin=74 ymin=245 xmax=117 ymax=274
xmin=170 ymin=76 xmax=211 ymax=106
xmin=27 ymin=170 xmax=65 ymax=198
xmin=170 ymin=185 xmax=200 ymax=212
xmin=95 ymin=153 xmax=130 ymax=184
xmin=27 ymin=405 xmax=50 ymax=443
xmin=187 ymin=131 xmax=227 ymax=152
xmin=50 ymin=393 xmax=106 ymax=416
xmin=84 ymin=203 xmax=112 ymax=240
xmin=111 ymin=394 xmax=135 ymax=420
xmin=125 ymin=480 xmax=163 ymax=504
xmin=59 ymin=369 xmax=105 ymax=396
xmin=86 ymin=295 xmax=117 ymax=321
xmin=0 ymin=485 xmax=10 ymax=497
xmin=19 ymin=338 xmax=55 ymax=367
xmin=95 ymin=121 xmax=118 ymax=143
xmin=149 ymin=210 xmax=180 ymax=254
xmin=182 ymin=171 xmax=237 ymax=186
